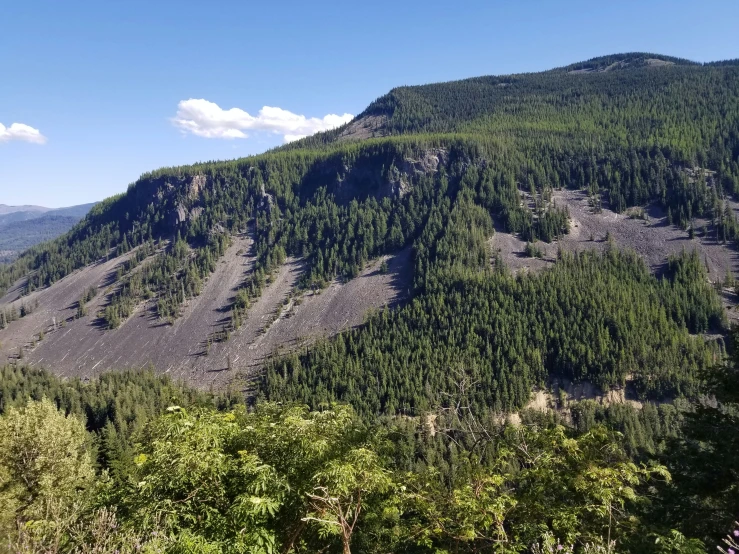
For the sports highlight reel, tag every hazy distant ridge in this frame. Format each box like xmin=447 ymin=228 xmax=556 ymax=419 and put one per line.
xmin=0 ymin=202 xmax=96 ymax=263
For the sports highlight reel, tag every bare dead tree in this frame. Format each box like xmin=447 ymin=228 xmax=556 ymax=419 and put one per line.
xmin=435 ymin=367 xmax=498 ymax=466
xmin=303 ymin=486 xmax=362 ymax=554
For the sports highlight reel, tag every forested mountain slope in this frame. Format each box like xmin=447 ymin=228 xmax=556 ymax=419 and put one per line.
xmin=0 ymin=215 xmax=80 ymax=264
xmin=3 ymin=52 xmax=739 ymax=553
xmin=0 ymin=53 xmax=738 ymax=408
xmin=0 ymin=204 xmax=48 ymax=218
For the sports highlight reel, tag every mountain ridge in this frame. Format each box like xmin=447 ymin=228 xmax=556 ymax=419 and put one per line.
xmin=0 ymin=53 xmax=737 ymax=410
xmin=0 ymin=202 xmax=97 ymax=263
xmin=0 ymin=204 xmax=49 ymax=215
xmin=285 ymin=52 xmax=739 ymax=149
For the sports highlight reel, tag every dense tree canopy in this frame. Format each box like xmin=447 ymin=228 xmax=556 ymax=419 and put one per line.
xmin=0 ymin=363 xmax=737 ymax=553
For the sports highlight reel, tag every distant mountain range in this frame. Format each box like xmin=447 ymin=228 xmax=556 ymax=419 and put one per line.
xmin=0 ymin=204 xmax=48 ymax=215
xmin=0 ymin=202 xmax=96 ymax=263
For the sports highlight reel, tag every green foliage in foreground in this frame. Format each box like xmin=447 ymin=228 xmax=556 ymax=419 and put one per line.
xmin=0 ymin=398 xmax=675 ymax=554
xmin=0 ymin=398 xmax=95 ymax=544
xmin=0 ymin=366 xmax=237 ymax=471
xmin=645 ymin=348 xmax=739 ymax=541
xmin=0 ymin=360 xmax=737 ymax=553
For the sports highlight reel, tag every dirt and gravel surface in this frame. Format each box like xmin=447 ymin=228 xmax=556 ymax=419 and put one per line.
xmin=0 ymin=235 xmax=413 ymax=388
xmin=0 ymin=250 xmax=138 ymax=355
xmin=237 ymin=246 xmax=413 ymax=366
xmin=492 ymin=189 xmax=739 ymax=281
xmin=6 ymin=234 xmax=261 ymax=385
xmin=491 ymin=189 xmax=739 ymax=323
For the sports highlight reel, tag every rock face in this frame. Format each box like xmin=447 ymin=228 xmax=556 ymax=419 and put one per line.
xmin=386 ymin=148 xmax=447 ymax=197
xmin=325 ymin=147 xmax=448 ymax=204
xmin=146 ymin=173 xmax=212 ymax=227
xmin=188 ymin=174 xmax=207 ymax=200
xmin=142 ymin=149 xmax=449 ymax=231
xmin=170 ymin=175 xmax=208 ymax=226
xmin=258 ymin=183 xmax=274 ymax=214
xmin=142 ymin=148 xmax=448 ymax=231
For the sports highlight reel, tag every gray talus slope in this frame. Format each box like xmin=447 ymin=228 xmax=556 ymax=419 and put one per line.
xmin=492 ymin=189 xmax=739 ymax=280
xmin=491 ymin=189 xmax=739 ymax=322
xmin=0 ymin=251 xmax=138 ymax=355
xmin=0 ymin=236 xmax=412 ymax=388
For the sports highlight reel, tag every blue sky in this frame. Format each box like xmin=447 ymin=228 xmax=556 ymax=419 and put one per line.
xmin=1 ymin=0 xmax=738 ymax=208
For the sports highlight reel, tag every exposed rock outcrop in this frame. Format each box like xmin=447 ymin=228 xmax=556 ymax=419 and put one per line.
xmin=327 ymin=147 xmax=448 ymax=203
xmin=258 ymin=183 xmax=274 ymax=213
xmin=337 ymin=114 xmax=389 ymax=141
xmin=385 ymin=148 xmax=447 ymax=197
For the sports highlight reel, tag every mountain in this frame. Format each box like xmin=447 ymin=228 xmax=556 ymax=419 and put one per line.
xmin=0 ymin=205 xmax=51 ymax=226
xmin=0 ymin=202 xmax=96 ymax=263
xmin=42 ymin=202 xmax=96 ymax=218
xmin=0 ymin=53 xmax=738 ymax=409
xmin=2 ymin=52 xmax=739 ymax=550
xmin=0 ymin=204 xmax=49 ymax=215
xmin=0 ymin=215 xmax=81 ymax=263
xmin=0 ymin=202 xmax=96 ymax=226
xmin=313 ymin=52 xmax=738 ymax=142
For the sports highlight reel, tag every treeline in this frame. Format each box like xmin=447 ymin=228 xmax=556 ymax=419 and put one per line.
xmin=0 ymin=365 xmax=237 ymax=472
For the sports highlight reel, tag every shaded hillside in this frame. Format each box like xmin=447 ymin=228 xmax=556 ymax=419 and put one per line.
xmin=0 ymin=202 xmax=95 ymax=226
xmin=0 ymin=215 xmax=80 ymax=263
xmin=1 ymin=54 xmax=738 ymax=413
xmin=0 ymin=202 xmax=96 ymax=263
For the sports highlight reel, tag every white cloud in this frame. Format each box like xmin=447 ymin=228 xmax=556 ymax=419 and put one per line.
xmin=0 ymin=122 xmax=47 ymax=144
xmin=172 ymin=99 xmax=353 ymax=142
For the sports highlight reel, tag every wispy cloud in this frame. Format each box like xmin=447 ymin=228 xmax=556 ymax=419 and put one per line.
xmin=172 ymin=99 xmax=353 ymax=143
xmin=0 ymin=122 xmax=47 ymax=144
